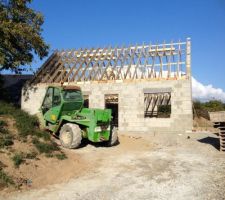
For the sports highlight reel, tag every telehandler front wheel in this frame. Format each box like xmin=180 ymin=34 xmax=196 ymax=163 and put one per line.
xmin=59 ymin=123 xmax=82 ymax=149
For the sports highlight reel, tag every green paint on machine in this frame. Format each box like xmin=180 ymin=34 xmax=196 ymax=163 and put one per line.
xmin=39 ymin=85 xmax=118 ymax=149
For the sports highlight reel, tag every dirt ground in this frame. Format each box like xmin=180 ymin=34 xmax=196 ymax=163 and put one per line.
xmin=1 ymin=131 xmax=225 ymax=200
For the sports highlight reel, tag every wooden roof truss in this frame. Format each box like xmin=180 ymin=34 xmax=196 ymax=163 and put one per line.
xmin=31 ymin=38 xmax=191 ymax=84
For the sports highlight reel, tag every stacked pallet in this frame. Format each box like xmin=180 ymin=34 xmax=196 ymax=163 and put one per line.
xmin=209 ymin=112 xmax=225 ymax=152
xmin=213 ymin=122 xmax=225 ymax=151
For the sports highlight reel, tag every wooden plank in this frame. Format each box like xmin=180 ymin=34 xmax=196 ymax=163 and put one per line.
xmin=67 ymin=48 xmax=94 ymax=82
xmin=46 ymin=50 xmax=79 ymax=83
xmin=151 ymin=95 xmax=159 ymax=114
xmin=97 ymin=47 xmax=116 ymax=81
xmin=30 ymin=52 xmax=58 ymax=84
xmin=61 ymin=48 xmax=87 ymax=83
xmin=87 ymin=47 xmax=108 ymax=80
xmin=124 ymin=45 xmax=138 ymax=79
xmin=77 ymin=48 xmax=101 ymax=81
xmin=145 ymin=94 xmax=153 ymax=113
xmin=110 ymin=46 xmax=125 ymax=80
xmin=90 ymin=47 xmax=112 ymax=81
xmin=116 ymin=45 xmax=131 ymax=80
xmin=41 ymin=50 xmax=75 ymax=83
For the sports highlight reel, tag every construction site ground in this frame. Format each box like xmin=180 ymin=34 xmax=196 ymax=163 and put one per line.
xmin=1 ymin=131 xmax=225 ymax=200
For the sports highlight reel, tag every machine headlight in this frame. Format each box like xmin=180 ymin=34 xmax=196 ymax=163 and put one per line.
xmin=95 ymin=126 xmax=110 ymax=132
xmin=94 ymin=127 xmax=102 ymax=132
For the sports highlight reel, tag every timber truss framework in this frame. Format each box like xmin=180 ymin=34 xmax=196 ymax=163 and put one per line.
xmin=144 ymin=92 xmax=171 ymax=118
xmin=31 ymin=38 xmax=191 ymax=84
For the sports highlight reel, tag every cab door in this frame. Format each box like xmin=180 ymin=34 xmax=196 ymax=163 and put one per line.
xmin=41 ymin=87 xmax=62 ymax=124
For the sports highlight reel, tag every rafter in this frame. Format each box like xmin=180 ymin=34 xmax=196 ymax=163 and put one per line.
xmin=31 ymin=39 xmax=190 ymax=84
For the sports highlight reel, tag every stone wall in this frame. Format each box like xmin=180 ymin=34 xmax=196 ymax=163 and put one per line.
xmin=21 ymin=79 xmax=193 ymax=133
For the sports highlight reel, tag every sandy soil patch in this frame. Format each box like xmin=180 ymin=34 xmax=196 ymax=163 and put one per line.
xmin=2 ymin=131 xmax=225 ymax=200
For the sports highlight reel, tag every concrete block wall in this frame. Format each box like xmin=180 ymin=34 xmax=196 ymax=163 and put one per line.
xmin=21 ymin=79 xmax=193 ymax=133
xmin=21 ymin=85 xmax=46 ymax=115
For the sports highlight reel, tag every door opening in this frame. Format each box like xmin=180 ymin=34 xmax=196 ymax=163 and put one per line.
xmin=105 ymin=94 xmax=118 ymax=127
xmin=83 ymin=95 xmax=89 ymax=108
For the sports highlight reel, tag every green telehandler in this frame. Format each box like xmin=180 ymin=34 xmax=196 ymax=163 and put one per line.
xmin=38 ymin=85 xmax=118 ymax=149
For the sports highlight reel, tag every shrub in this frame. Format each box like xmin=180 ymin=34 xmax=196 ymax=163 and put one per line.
xmin=193 ymin=101 xmax=210 ymax=119
xmin=0 ymin=120 xmax=9 ymax=135
xmin=0 ymin=135 xmax=14 ymax=148
xmin=0 ymin=169 xmax=14 ymax=188
xmin=193 ymin=100 xmax=225 ymax=119
xmin=203 ymin=100 xmax=225 ymax=112
xmin=0 ymin=161 xmax=6 ymax=171
xmin=55 ymin=153 xmax=67 ymax=160
xmin=158 ymin=105 xmax=171 ymax=118
xmin=0 ymin=101 xmax=49 ymax=140
xmin=0 ymin=102 xmax=65 ymax=161
xmin=25 ymin=151 xmax=38 ymax=159
xmin=32 ymin=138 xmax=59 ymax=154
xmin=0 ymin=120 xmax=14 ymax=148
xmin=0 ymin=120 xmax=7 ymax=127
xmin=32 ymin=138 xmax=66 ymax=159
xmin=12 ymin=153 xmax=25 ymax=168
xmin=45 ymin=153 xmax=54 ymax=158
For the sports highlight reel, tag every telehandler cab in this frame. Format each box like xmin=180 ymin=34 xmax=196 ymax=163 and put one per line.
xmin=39 ymin=85 xmax=118 ymax=148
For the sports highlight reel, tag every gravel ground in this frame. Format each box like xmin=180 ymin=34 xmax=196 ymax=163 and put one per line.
xmin=3 ymin=132 xmax=225 ymax=200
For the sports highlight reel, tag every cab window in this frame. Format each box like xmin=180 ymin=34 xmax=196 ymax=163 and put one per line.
xmin=42 ymin=87 xmax=53 ymax=110
xmin=63 ymin=90 xmax=82 ymax=101
xmin=53 ymin=88 xmax=61 ymax=107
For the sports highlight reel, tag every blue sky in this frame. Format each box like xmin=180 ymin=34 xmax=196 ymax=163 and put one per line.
xmin=30 ymin=0 xmax=225 ymax=91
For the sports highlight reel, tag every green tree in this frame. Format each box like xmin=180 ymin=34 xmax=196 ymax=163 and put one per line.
xmin=0 ymin=0 xmax=49 ymax=73
xmin=193 ymin=100 xmax=210 ymax=119
xmin=193 ymin=100 xmax=225 ymax=119
xmin=203 ymin=100 xmax=225 ymax=112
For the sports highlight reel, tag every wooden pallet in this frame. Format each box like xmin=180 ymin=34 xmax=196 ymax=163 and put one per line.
xmin=214 ymin=122 xmax=225 ymax=151
xmin=219 ymin=127 xmax=225 ymax=151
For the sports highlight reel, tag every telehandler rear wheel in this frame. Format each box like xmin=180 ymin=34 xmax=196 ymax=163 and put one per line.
xmin=107 ymin=126 xmax=118 ymax=146
xmin=59 ymin=123 xmax=82 ymax=149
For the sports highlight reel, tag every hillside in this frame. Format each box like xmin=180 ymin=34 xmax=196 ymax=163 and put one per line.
xmin=0 ymin=101 xmax=80 ymax=191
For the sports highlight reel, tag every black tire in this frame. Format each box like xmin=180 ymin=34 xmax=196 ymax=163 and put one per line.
xmin=59 ymin=123 xmax=82 ymax=149
xmin=107 ymin=126 xmax=118 ymax=147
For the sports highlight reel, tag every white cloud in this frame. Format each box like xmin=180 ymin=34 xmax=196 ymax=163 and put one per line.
xmin=192 ymin=77 xmax=225 ymax=102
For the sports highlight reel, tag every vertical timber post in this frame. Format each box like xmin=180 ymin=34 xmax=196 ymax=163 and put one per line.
xmin=186 ymin=37 xmax=191 ymax=79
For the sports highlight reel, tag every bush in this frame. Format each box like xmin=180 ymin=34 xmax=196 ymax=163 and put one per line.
xmin=158 ymin=105 xmax=171 ymax=118
xmin=203 ymin=100 xmax=225 ymax=112
xmin=25 ymin=151 xmax=38 ymax=159
xmin=0 ymin=169 xmax=14 ymax=188
xmin=0 ymin=101 xmax=49 ymax=140
xmin=12 ymin=153 xmax=25 ymax=168
xmin=193 ymin=100 xmax=225 ymax=119
xmin=0 ymin=102 xmax=66 ymax=161
xmin=45 ymin=153 xmax=54 ymax=158
xmin=55 ymin=153 xmax=67 ymax=160
xmin=32 ymin=138 xmax=66 ymax=159
xmin=0 ymin=120 xmax=7 ymax=127
xmin=0 ymin=120 xmax=9 ymax=135
xmin=32 ymin=138 xmax=59 ymax=154
xmin=0 ymin=120 xmax=14 ymax=148
xmin=0 ymin=135 xmax=14 ymax=148
xmin=193 ymin=101 xmax=210 ymax=119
